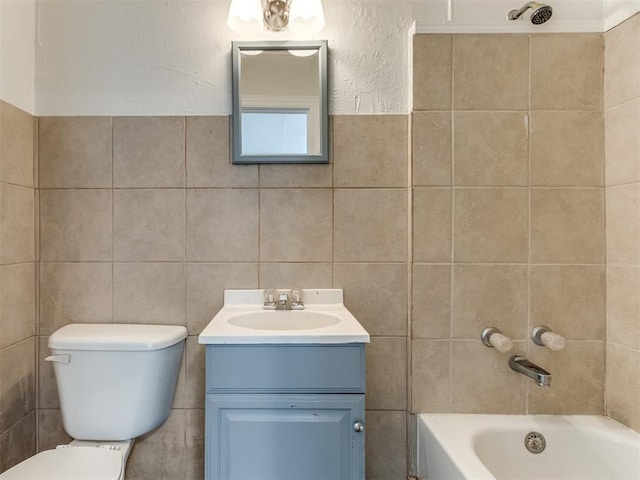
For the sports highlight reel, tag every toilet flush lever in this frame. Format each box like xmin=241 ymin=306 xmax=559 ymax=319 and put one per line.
xmin=45 ymin=354 xmax=70 ymax=364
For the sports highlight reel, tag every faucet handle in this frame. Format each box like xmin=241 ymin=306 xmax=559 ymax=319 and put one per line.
xmin=481 ymin=327 xmax=514 ymax=353
xmin=263 ymin=289 xmax=278 ymax=310
xmin=532 ymin=325 xmax=566 ymax=351
xmin=290 ymin=288 xmax=305 ymax=310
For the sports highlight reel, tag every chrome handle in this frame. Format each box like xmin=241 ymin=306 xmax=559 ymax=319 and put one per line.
xmin=45 ymin=354 xmax=70 ymax=364
xmin=353 ymin=422 xmax=364 ymax=433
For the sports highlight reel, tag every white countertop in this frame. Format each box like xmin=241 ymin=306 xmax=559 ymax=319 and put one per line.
xmin=198 ymin=289 xmax=370 ymax=344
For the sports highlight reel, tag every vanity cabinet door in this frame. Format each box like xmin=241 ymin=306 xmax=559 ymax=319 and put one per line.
xmin=205 ymin=393 xmax=365 ymax=480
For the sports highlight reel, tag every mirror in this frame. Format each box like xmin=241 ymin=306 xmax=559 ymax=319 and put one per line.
xmin=232 ymin=41 xmax=328 ymax=164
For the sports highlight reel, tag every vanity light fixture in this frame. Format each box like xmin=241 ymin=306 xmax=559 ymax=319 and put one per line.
xmin=227 ymin=0 xmax=325 ymax=33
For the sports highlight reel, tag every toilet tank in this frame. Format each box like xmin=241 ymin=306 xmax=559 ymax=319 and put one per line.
xmin=47 ymin=324 xmax=187 ymax=441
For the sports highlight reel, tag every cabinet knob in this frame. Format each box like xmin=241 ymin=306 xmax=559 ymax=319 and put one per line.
xmin=353 ymin=422 xmax=364 ymax=433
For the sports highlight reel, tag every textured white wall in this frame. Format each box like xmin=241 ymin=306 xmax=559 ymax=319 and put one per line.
xmin=33 ymin=0 xmax=627 ymax=116
xmin=35 ymin=0 xmax=418 ymax=115
xmin=1 ymin=0 xmax=36 ymax=113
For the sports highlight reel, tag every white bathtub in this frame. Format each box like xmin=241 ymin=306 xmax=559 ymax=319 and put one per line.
xmin=417 ymin=414 xmax=640 ymax=480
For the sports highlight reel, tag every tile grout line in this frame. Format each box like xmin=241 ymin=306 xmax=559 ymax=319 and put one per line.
xmin=448 ymin=34 xmax=455 ymax=413
xmin=183 ymin=116 xmax=188 ymax=331
xmin=525 ymin=33 xmax=533 ymax=414
xmin=111 ymin=116 xmax=115 ymax=326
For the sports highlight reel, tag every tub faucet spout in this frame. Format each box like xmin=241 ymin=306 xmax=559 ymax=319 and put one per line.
xmin=509 ymin=355 xmax=552 ymax=387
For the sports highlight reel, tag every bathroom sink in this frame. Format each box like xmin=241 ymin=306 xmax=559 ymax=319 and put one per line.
xmin=227 ymin=311 xmax=341 ymax=331
xmin=198 ymin=289 xmax=370 ymax=344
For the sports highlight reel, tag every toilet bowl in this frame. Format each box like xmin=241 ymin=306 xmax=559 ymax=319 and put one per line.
xmin=0 ymin=324 xmax=187 ymax=480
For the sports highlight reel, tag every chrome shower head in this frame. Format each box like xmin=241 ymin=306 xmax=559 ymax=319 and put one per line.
xmin=508 ymin=2 xmax=553 ymax=24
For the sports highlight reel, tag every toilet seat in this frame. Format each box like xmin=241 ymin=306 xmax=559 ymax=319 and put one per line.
xmin=0 ymin=446 xmax=122 ymax=480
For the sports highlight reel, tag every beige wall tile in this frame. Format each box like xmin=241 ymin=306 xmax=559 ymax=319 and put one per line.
xmin=412 ymin=264 xmax=450 ymax=339
xmin=0 ymin=338 xmax=35 ymax=432
xmin=366 ymin=337 xmax=407 ymax=410
xmin=38 ymin=336 xmax=59 ymax=409
xmin=34 ymin=189 xmax=39 ymax=267
xmin=607 ymin=266 xmax=640 ymax=350
xmin=260 ymin=189 xmax=332 ymax=262
xmin=451 ymin=340 xmax=525 ymax=413
xmin=606 ymin=183 xmax=640 ymax=265
xmin=39 ymin=189 xmax=111 ymax=262
xmin=0 ymin=184 xmax=35 ymax=265
xmin=186 ymin=116 xmax=258 ymax=188
xmin=334 ymin=189 xmax=408 ymax=262
xmin=185 ymin=336 xmax=204 ymax=409
xmin=186 ymin=189 xmax=258 ymax=262
xmin=531 ymin=189 xmax=605 ymax=264
xmin=38 ymin=116 xmax=111 ymax=188
xmin=37 ymin=409 xmax=72 ymax=452
xmin=453 ymin=35 xmax=529 ymax=111
xmin=606 ymin=98 xmax=640 ymax=186
xmin=531 ymin=111 xmax=604 ymax=186
xmin=413 ymin=188 xmax=451 ymax=262
xmin=125 ymin=409 xmax=186 ymax=480
xmin=334 ymin=263 xmax=407 ymax=336
xmin=412 ymin=112 xmax=452 ymax=186
xmin=531 ymin=265 xmax=605 ymax=341
xmin=413 ymin=35 xmax=452 ymax=111
xmin=365 ymin=410 xmax=407 ymax=480
xmin=33 ymin=120 xmax=39 ymax=191
xmin=0 ymin=412 xmax=35 ymax=473
xmin=528 ymin=341 xmax=604 ymax=414
xmin=411 ymin=340 xmax=450 ymax=412
xmin=39 ymin=263 xmax=112 ymax=335
xmin=454 ymin=188 xmax=528 ymax=263
xmin=0 ymin=263 xmax=35 ymax=349
xmin=605 ymin=13 xmax=640 ymax=108
xmin=185 ymin=263 xmax=258 ymax=335
xmin=333 ymin=115 xmax=408 ymax=188
xmin=606 ymin=342 xmax=640 ymax=431
xmin=186 ymin=409 xmax=205 ymax=480
xmin=113 ymin=116 xmax=185 ymax=188
xmin=531 ymin=34 xmax=603 ymax=111
xmin=259 ymin=263 xmax=332 ymax=289
xmin=260 ymin=164 xmax=332 ymax=188
xmin=172 ymin=344 xmax=186 ymax=410
xmin=454 ymin=112 xmax=528 ymax=186
xmin=452 ymin=264 xmax=528 ymax=340
xmin=0 ymin=101 xmax=34 ymax=187
xmin=113 ymin=263 xmax=185 ymax=325
xmin=113 ymin=189 xmax=185 ymax=262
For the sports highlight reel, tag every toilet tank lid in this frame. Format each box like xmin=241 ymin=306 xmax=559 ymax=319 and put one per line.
xmin=48 ymin=324 xmax=188 ymax=351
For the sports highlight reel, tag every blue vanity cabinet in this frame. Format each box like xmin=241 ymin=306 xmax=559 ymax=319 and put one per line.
xmin=204 ymin=344 xmax=366 ymax=480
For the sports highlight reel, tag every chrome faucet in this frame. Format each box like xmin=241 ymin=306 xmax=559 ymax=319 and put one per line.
xmin=263 ymin=289 xmax=305 ymax=310
xmin=509 ymin=355 xmax=552 ymax=387
xmin=276 ymin=292 xmax=292 ymax=310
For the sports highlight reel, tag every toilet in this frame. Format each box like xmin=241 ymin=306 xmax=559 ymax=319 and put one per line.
xmin=0 ymin=323 xmax=187 ymax=480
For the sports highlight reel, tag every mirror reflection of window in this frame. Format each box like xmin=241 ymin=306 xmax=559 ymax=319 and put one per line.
xmin=241 ymin=109 xmax=309 ymax=155
xmin=239 ymin=49 xmax=321 ymax=156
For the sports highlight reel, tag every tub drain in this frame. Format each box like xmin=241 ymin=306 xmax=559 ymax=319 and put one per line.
xmin=524 ymin=432 xmax=546 ymax=454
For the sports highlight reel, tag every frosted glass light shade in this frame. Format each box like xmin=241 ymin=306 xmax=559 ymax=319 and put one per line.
xmin=227 ymin=0 xmax=263 ymax=32
xmin=289 ymin=0 xmax=325 ymax=33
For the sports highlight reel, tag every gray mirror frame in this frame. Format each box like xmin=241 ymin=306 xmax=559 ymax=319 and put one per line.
xmin=231 ymin=40 xmax=329 ymax=164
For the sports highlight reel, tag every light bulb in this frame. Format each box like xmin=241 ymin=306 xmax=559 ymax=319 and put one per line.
xmin=289 ymin=0 xmax=325 ymax=34
xmin=227 ymin=0 xmax=263 ymax=33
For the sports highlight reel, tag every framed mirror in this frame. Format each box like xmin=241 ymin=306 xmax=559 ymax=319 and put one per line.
xmin=231 ymin=41 xmax=328 ymax=164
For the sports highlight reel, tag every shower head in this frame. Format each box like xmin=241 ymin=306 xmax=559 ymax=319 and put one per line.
xmin=508 ymin=2 xmax=553 ymax=24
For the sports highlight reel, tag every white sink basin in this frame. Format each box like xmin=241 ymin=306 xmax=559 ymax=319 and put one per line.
xmin=228 ymin=311 xmax=341 ymax=331
xmin=198 ymin=289 xmax=370 ymax=344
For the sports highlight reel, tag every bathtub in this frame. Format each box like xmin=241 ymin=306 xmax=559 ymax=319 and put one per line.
xmin=416 ymin=414 xmax=640 ymax=480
